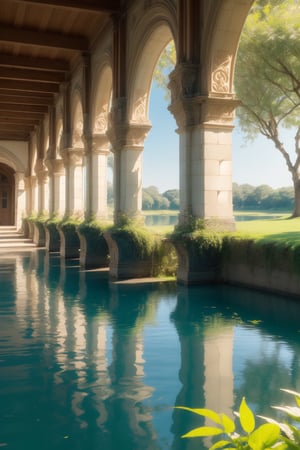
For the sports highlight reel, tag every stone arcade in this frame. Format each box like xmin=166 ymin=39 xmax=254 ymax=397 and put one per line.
xmin=0 ymin=0 xmax=254 ymax=280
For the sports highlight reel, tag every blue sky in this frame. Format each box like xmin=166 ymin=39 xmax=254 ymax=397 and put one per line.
xmin=143 ymin=84 xmax=294 ymax=193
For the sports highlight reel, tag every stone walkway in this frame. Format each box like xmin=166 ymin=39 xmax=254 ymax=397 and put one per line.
xmin=0 ymin=226 xmax=36 ymax=250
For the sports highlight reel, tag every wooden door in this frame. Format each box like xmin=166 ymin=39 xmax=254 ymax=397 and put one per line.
xmin=0 ymin=173 xmax=13 ymax=225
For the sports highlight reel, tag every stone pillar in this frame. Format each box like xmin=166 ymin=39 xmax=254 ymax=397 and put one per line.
xmin=61 ymin=147 xmax=84 ymax=218
xmin=14 ymin=171 xmax=25 ymax=231
xmin=108 ymin=100 xmax=151 ymax=223
xmin=45 ymin=158 xmax=65 ymax=217
xmin=83 ymin=134 xmax=110 ymax=221
xmin=35 ymin=158 xmax=49 ymax=215
xmin=169 ymin=65 xmax=237 ymax=231
xmin=31 ymin=175 xmax=38 ymax=214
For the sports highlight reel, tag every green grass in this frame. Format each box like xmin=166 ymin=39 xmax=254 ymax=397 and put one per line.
xmin=236 ymin=216 xmax=300 ymax=246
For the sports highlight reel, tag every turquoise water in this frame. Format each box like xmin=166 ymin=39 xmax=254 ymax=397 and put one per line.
xmin=1 ymin=250 xmax=300 ymax=450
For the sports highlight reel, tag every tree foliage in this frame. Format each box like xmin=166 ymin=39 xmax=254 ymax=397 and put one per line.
xmin=233 ymin=183 xmax=293 ymax=211
xmin=235 ymin=0 xmax=300 ymax=215
xmin=142 ymin=186 xmax=179 ymax=210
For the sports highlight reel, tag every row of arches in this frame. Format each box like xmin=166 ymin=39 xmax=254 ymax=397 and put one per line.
xmin=0 ymin=0 xmax=254 ymax=230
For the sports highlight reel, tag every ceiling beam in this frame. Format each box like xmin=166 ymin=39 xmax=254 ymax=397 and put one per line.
xmin=0 ymin=94 xmax=53 ymax=106
xmin=1 ymin=111 xmax=44 ymax=120
xmin=0 ymin=67 xmax=65 ymax=83
xmin=0 ymin=79 xmax=59 ymax=93
xmin=0 ymin=133 xmax=30 ymax=141
xmin=0 ymin=123 xmax=34 ymax=131
xmin=0 ymin=25 xmax=88 ymax=51
xmin=0 ymin=117 xmax=41 ymax=126
xmin=13 ymin=0 xmax=121 ymax=13
xmin=0 ymin=90 xmax=54 ymax=99
xmin=0 ymin=54 xmax=69 ymax=72
xmin=0 ymin=103 xmax=48 ymax=113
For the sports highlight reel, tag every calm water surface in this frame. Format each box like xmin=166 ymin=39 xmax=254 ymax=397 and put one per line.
xmin=1 ymin=250 xmax=300 ymax=450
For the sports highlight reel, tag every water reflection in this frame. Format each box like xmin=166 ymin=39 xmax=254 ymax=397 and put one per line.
xmin=0 ymin=250 xmax=300 ymax=450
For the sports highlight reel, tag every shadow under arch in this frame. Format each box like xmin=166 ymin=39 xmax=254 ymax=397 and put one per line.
xmin=128 ymin=22 xmax=176 ymax=124
xmin=92 ymin=62 xmax=113 ymax=135
xmin=205 ymin=0 xmax=254 ymax=95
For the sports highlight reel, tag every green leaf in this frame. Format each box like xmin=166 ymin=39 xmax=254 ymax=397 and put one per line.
xmin=248 ymin=423 xmax=281 ymax=450
xmin=182 ymin=426 xmax=224 ymax=438
xmin=239 ymin=397 xmax=255 ymax=433
xmin=220 ymin=414 xmax=235 ymax=434
xmin=280 ymin=389 xmax=300 ymax=408
xmin=210 ymin=440 xmax=232 ymax=450
xmin=175 ymin=406 xmax=222 ymax=425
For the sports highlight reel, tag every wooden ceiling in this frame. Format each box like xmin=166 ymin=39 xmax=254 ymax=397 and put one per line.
xmin=0 ymin=0 xmax=121 ymax=141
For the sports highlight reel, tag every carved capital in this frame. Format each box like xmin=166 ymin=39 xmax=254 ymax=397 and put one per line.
xmin=34 ymin=158 xmax=46 ymax=175
xmin=168 ymin=63 xmax=199 ymax=103
xmin=45 ymin=158 xmax=65 ymax=175
xmin=125 ymin=123 xmax=152 ymax=149
xmin=107 ymin=98 xmax=128 ymax=149
xmin=37 ymin=170 xmax=48 ymax=184
xmin=60 ymin=147 xmax=84 ymax=167
xmin=201 ymin=96 xmax=239 ymax=127
xmin=82 ymin=133 xmax=110 ymax=155
xmin=169 ymin=95 xmax=239 ymax=131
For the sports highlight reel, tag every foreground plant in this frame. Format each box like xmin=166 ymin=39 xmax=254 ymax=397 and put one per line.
xmin=176 ymin=389 xmax=300 ymax=450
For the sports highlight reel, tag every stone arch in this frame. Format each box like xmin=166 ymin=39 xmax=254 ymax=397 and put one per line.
xmin=205 ymin=0 xmax=254 ymax=95
xmin=127 ymin=8 xmax=177 ymax=123
xmin=71 ymin=90 xmax=84 ymax=148
xmin=91 ymin=62 xmax=113 ymax=134
xmin=0 ymin=146 xmax=26 ymax=174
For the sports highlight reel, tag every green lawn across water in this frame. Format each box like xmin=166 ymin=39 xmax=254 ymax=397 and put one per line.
xmin=145 ymin=210 xmax=300 ymax=246
xmin=236 ymin=213 xmax=300 ymax=246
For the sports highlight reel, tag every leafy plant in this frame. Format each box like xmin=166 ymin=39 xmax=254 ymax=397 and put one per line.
xmin=176 ymin=389 xmax=300 ymax=450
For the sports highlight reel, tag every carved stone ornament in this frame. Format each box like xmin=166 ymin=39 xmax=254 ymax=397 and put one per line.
xmin=36 ymin=167 xmax=48 ymax=184
xmin=202 ymin=97 xmax=239 ymax=126
xmin=94 ymin=105 xmax=108 ymax=133
xmin=168 ymin=64 xmax=199 ymax=103
xmin=107 ymin=98 xmax=128 ymax=150
xmin=90 ymin=134 xmax=110 ymax=154
xmin=211 ymin=52 xmax=232 ymax=94
xmin=60 ymin=147 xmax=84 ymax=167
xmin=34 ymin=158 xmax=46 ymax=175
xmin=132 ymin=94 xmax=147 ymax=123
xmin=45 ymin=158 xmax=65 ymax=175
xmin=126 ymin=123 xmax=152 ymax=148
xmin=72 ymin=120 xmax=84 ymax=148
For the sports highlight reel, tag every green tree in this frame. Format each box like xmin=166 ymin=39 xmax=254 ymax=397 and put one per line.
xmin=235 ymin=0 xmax=300 ymax=216
xmin=163 ymin=189 xmax=179 ymax=210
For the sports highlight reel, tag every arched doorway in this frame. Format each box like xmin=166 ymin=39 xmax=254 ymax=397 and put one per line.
xmin=0 ymin=163 xmax=15 ymax=226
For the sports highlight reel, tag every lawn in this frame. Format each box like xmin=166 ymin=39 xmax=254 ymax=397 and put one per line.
xmin=144 ymin=210 xmax=300 ymax=246
xmin=235 ymin=214 xmax=300 ymax=246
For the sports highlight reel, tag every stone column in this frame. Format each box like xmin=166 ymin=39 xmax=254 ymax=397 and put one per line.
xmin=35 ymin=158 xmax=49 ymax=215
xmin=169 ymin=64 xmax=237 ymax=231
xmin=108 ymin=100 xmax=151 ymax=223
xmin=61 ymin=147 xmax=84 ymax=218
xmin=45 ymin=158 xmax=65 ymax=217
xmin=83 ymin=134 xmax=110 ymax=221
xmin=14 ymin=171 xmax=25 ymax=231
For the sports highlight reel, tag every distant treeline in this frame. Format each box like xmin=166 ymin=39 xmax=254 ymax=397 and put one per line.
xmin=233 ymin=183 xmax=293 ymax=211
xmin=108 ymin=183 xmax=294 ymax=211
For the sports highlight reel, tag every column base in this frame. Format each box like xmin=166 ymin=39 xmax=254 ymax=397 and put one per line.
xmin=171 ymin=236 xmax=222 ymax=285
xmin=32 ymin=221 xmax=46 ymax=247
xmin=57 ymin=223 xmax=80 ymax=259
xmin=104 ymin=230 xmax=157 ymax=279
xmin=45 ymin=222 xmax=61 ymax=252
xmin=77 ymin=227 xmax=109 ymax=269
